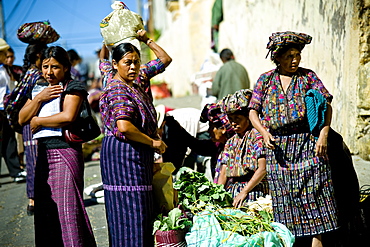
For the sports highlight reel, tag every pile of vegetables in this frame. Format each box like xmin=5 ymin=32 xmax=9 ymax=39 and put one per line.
xmin=215 ymin=206 xmax=274 ymax=236
xmin=173 ymin=167 xmax=233 ymax=211
xmin=152 ymin=207 xmax=193 ymax=234
xmin=173 ymin=167 xmax=277 ymax=237
xmin=154 ymin=167 xmax=294 ymax=246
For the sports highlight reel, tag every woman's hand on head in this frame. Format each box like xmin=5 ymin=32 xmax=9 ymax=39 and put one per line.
xmin=262 ymin=132 xmax=275 ymax=149
xmin=136 ymin=29 xmax=149 ymax=43
xmin=35 ymin=85 xmax=63 ymax=102
xmin=151 ymin=139 xmax=167 ymax=154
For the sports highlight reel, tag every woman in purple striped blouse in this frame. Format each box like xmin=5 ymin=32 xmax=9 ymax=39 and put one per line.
xmin=99 ymin=30 xmax=172 ymax=247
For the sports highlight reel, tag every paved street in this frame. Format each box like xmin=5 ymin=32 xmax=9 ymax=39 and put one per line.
xmin=1 ymin=94 xmax=370 ymax=246
xmin=2 ymin=153 xmax=370 ymax=246
xmin=0 ymin=160 xmax=108 ymax=247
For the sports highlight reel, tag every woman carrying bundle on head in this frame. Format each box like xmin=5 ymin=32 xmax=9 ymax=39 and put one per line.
xmin=99 ymin=28 xmax=172 ymax=246
xmin=248 ymin=31 xmax=338 ymax=247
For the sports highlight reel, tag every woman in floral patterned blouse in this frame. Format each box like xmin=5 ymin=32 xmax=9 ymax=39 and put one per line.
xmin=99 ymin=30 xmax=172 ymax=247
xmin=216 ymin=89 xmax=269 ymax=208
xmin=248 ymin=31 xmax=337 ymax=247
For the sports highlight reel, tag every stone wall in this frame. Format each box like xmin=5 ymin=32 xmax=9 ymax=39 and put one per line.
xmin=155 ymin=0 xmax=370 ymax=159
xmin=356 ymin=0 xmax=370 ymax=160
xmin=155 ymin=0 xmax=215 ymax=97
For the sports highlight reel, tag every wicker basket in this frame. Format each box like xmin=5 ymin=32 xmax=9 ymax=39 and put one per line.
xmin=155 ymin=229 xmax=187 ymax=247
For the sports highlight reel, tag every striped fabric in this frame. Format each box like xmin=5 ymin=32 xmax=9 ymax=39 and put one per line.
xmin=99 ymin=78 xmax=158 ymax=141
xmin=249 ymin=68 xmax=338 ymax=237
xmin=266 ymin=130 xmax=338 ymax=237
xmin=305 ymin=89 xmax=327 ymax=137
xmin=157 ymin=242 xmax=187 ymax=247
xmin=101 ymin=136 xmax=155 ymax=247
xmin=99 ymin=59 xmax=165 ymax=142
xmin=155 ymin=229 xmax=187 ymax=247
xmin=34 ymin=146 xmax=96 ymax=247
xmin=226 ymin=178 xmax=269 ymax=204
xmin=21 ymin=67 xmax=43 ymax=199
xmin=23 ymin=124 xmax=37 ymax=199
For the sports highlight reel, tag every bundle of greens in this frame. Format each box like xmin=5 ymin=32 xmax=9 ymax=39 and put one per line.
xmin=216 ymin=208 xmax=274 ymax=236
xmin=152 ymin=207 xmax=193 ymax=234
xmin=173 ymin=167 xmax=233 ymax=211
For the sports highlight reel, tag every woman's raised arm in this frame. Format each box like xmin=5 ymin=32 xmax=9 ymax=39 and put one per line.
xmin=136 ymin=30 xmax=172 ymax=68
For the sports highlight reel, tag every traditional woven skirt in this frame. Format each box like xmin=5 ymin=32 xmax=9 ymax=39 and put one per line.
xmin=267 ymin=131 xmax=338 ymax=237
xmin=226 ymin=173 xmax=269 ymax=204
xmin=34 ymin=145 xmax=96 ymax=247
xmin=226 ymin=179 xmax=269 ymax=206
xmin=23 ymin=124 xmax=37 ymax=199
xmin=100 ymin=136 xmax=155 ymax=247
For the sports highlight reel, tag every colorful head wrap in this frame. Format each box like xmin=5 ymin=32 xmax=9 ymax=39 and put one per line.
xmin=221 ymin=89 xmax=253 ymax=114
xmin=200 ymin=103 xmax=234 ymax=137
xmin=266 ymin=31 xmax=312 ymax=60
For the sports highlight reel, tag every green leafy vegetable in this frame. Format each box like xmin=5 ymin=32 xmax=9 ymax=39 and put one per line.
xmin=173 ymin=167 xmax=233 ymax=211
xmin=152 ymin=208 xmax=193 ymax=235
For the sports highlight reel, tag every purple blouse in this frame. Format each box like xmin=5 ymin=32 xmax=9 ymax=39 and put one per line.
xmin=99 ymin=59 xmax=165 ymax=141
xmin=248 ymin=67 xmax=332 ymax=130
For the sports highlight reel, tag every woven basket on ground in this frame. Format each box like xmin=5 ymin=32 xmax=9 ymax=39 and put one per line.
xmin=155 ymin=229 xmax=187 ymax=247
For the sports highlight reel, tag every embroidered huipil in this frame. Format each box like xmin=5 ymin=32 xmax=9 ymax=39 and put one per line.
xmin=99 ymin=59 xmax=165 ymax=140
xmin=218 ymin=128 xmax=265 ymax=177
xmin=248 ymin=67 xmax=332 ymax=132
xmin=248 ymin=67 xmax=338 ymax=237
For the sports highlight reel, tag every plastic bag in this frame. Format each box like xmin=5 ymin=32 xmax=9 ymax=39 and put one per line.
xmin=100 ymin=1 xmax=144 ymax=51
xmin=185 ymin=209 xmax=295 ymax=247
xmin=153 ymin=162 xmax=176 ymax=213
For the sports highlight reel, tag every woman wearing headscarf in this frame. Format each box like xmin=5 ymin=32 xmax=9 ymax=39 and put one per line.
xmin=99 ymin=29 xmax=171 ymax=246
xmin=19 ymin=46 xmax=96 ymax=246
xmin=20 ymin=43 xmax=48 ymax=216
xmin=248 ymin=31 xmax=337 ymax=246
xmin=216 ymin=89 xmax=269 ymax=207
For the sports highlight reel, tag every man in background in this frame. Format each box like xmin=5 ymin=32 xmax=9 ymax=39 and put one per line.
xmin=211 ymin=48 xmax=250 ymax=100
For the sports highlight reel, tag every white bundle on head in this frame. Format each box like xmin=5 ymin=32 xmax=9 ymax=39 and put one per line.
xmin=100 ymin=1 xmax=144 ymax=52
xmin=111 ymin=1 xmax=126 ymax=10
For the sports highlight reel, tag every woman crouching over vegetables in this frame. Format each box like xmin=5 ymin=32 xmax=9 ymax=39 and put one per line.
xmin=215 ymin=89 xmax=269 ymax=208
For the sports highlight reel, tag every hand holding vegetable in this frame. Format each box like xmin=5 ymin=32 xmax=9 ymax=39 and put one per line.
xmin=233 ymin=190 xmax=248 ymax=208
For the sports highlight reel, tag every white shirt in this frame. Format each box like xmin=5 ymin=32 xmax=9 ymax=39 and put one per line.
xmin=0 ymin=64 xmax=11 ymax=110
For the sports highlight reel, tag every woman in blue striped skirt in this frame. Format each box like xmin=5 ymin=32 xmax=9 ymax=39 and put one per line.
xmin=99 ymin=29 xmax=172 ymax=247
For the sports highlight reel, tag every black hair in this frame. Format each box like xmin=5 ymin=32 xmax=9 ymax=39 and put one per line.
xmin=219 ymin=48 xmax=234 ymax=62
xmin=7 ymin=47 xmax=14 ymax=54
xmin=273 ymin=43 xmax=304 ymax=66
xmin=22 ymin=43 xmax=48 ymax=73
xmin=41 ymin=46 xmax=72 ymax=81
xmin=67 ymin=49 xmax=81 ymax=63
xmin=112 ymin=43 xmax=141 ymax=63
